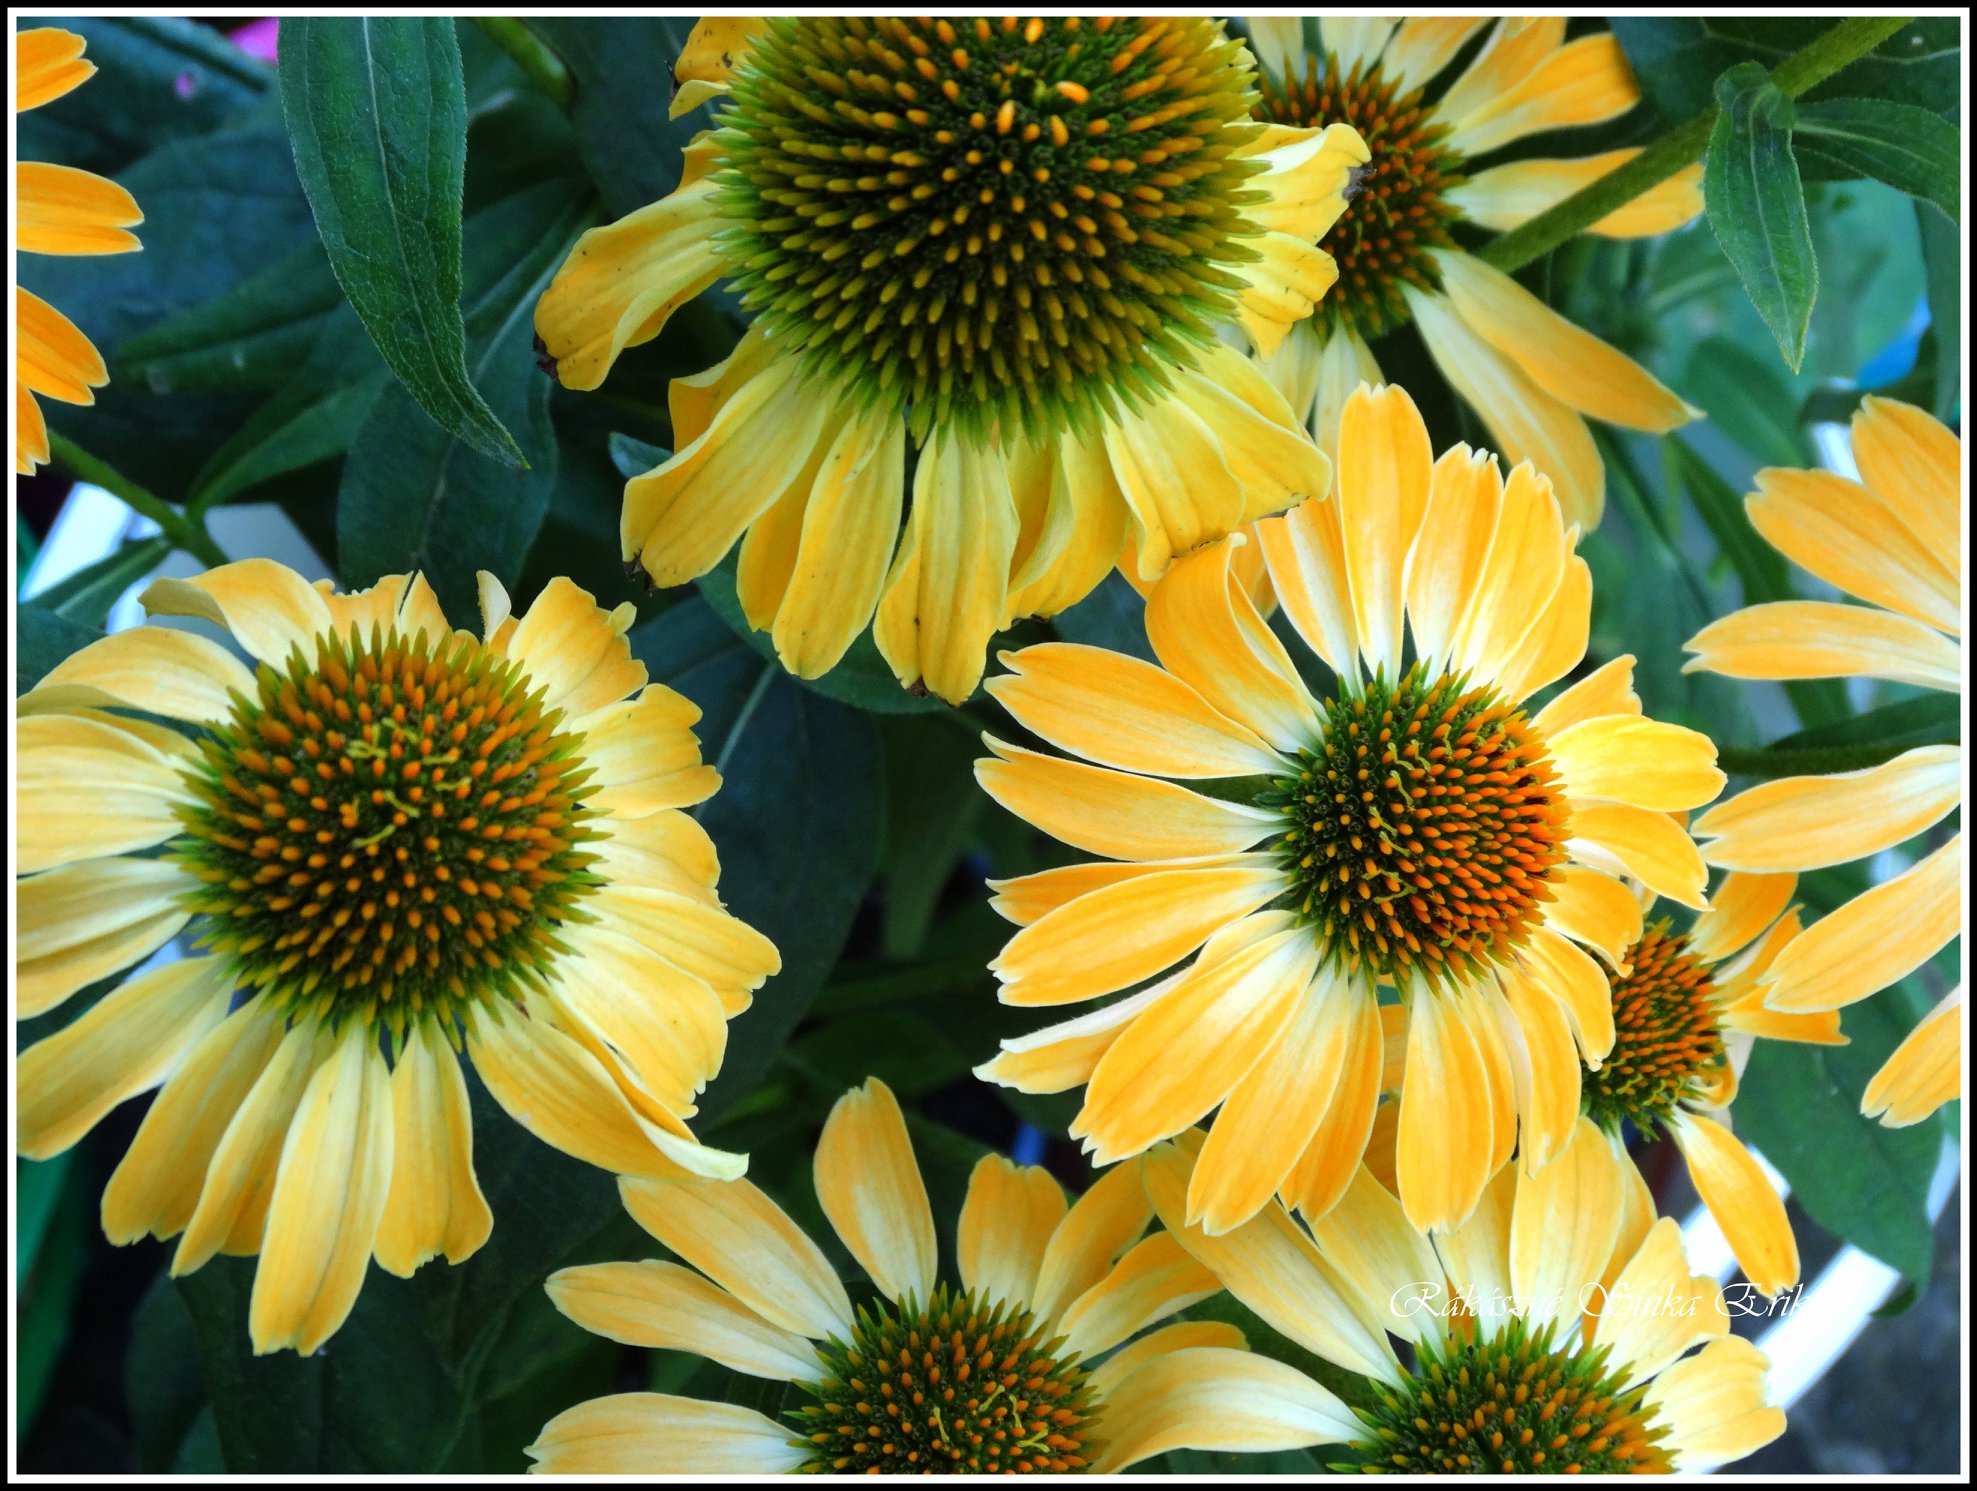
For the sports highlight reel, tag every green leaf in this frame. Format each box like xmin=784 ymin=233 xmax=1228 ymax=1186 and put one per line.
xmin=1734 ymin=993 xmax=1943 ymax=1283
xmin=16 ymin=1154 xmax=92 ymax=1437
xmin=1678 ymin=336 xmax=1815 ymax=468
xmin=16 ymin=15 xmax=270 ymax=178
xmin=528 ymin=18 xmax=701 ymax=219
xmin=1051 ymin=571 xmax=1156 ymax=663
xmin=1918 ymin=199 xmax=1961 ymax=424
xmin=1793 ymin=98 xmax=1959 ymax=221
xmin=127 ymin=1273 xmax=216 ymax=1472
xmin=14 ymin=606 xmax=102 ymax=695
xmin=1767 ymin=692 xmax=1961 ymax=756
xmin=278 ymin=17 xmax=522 ymax=465
xmin=877 ymin=714 xmax=987 ymax=959
xmin=29 ymin=535 xmax=172 ymax=629
xmin=1705 ymin=64 xmax=1818 ymax=371
xmin=120 ymin=239 xmax=346 ymax=396
xmin=337 ymin=181 xmax=588 ymax=616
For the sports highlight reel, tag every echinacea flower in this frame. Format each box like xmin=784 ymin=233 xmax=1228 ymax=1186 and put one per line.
xmin=528 ymin=1077 xmax=1360 ymax=1474
xmin=17 ymin=561 xmax=778 ymax=1353
xmin=1579 ymin=872 xmax=1845 ymax=1296
xmin=16 ymin=27 xmax=144 ymax=473
xmin=536 ymin=16 xmax=1368 ymax=703
xmin=1243 ymin=16 xmax=1701 ymax=527
xmin=1686 ymin=396 xmax=1962 ymax=1128
xmin=976 ymin=383 xmax=1724 ymax=1235
xmin=1149 ymin=1117 xmax=1786 ymax=1473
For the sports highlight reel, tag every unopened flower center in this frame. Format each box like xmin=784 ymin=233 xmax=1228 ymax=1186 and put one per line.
xmin=1354 ymin=1319 xmax=1673 ymax=1474
xmin=795 ymin=1285 xmax=1094 ymax=1474
xmin=1258 ymin=53 xmax=1460 ymax=337
xmin=171 ymin=625 xmax=599 ymax=1032
xmin=716 ymin=16 xmax=1268 ymax=443
xmin=1263 ymin=668 xmax=1567 ymax=984
xmin=1582 ymin=922 xmax=1727 ymax=1133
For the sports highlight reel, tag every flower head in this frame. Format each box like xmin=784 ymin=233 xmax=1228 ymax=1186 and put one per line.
xmin=976 ymin=383 xmax=1725 ymax=1235
xmin=1686 ymin=396 xmax=1963 ymax=1128
xmin=528 ymin=1077 xmax=1360 ymax=1474
xmin=16 ymin=561 xmax=779 ymax=1353
xmin=537 ymin=17 xmax=1368 ymax=702
xmin=1149 ymin=1118 xmax=1787 ymax=1473
xmin=16 ymin=27 xmax=144 ymax=473
xmin=1244 ymin=17 xmax=1702 ymax=527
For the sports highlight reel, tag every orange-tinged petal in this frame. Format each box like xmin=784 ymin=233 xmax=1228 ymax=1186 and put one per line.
xmin=1443 ymin=33 xmax=1639 ymax=156
xmin=1668 ymin=1110 xmax=1798 ymax=1296
xmin=1256 ymin=492 xmax=1361 ymax=675
xmin=1759 ymin=836 xmax=1961 ymax=1013
xmin=813 ymin=1078 xmax=937 ymax=1306
xmin=1567 ymin=801 xmax=1708 ymax=910
xmin=1684 ymin=600 xmax=1960 ymax=691
xmin=1397 ymin=983 xmax=1501 ymax=1233
xmin=16 ymin=162 xmax=142 ymax=254
xmin=1279 ymin=988 xmax=1385 ymax=1221
xmin=1746 ymin=466 xmax=1958 ymax=634
xmin=1057 ymin=1232 xmax=1220 ymax=1359
xmin=1450 ymin=152 xmax=1703 ymax=237
xmin=1687 ymin=870 xmax=1796 ymax=964
xmin=18 ymin=27 xmax=94 ymax=111
xmin=1851 ymin=395 xmax=1960 ymax=562
xmin=1861 ymin=987 xmax=1962 ymax=1128
xmin=1402 ymin=443 xmax=1502 ymax=673
xmin=1545 ymin=864 xmax=1644 ymax=969
xmin=1335 ymin=383 xmax=1434 ymax=676
xmin=1694 ymin=746 xmax=1962 ymax=872
xmin=17 ymin=286 xmax=106 ymax=404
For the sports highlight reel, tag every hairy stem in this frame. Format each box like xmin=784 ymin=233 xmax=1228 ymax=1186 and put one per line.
xmin=471 ymin=18 xmax=573 ymax=113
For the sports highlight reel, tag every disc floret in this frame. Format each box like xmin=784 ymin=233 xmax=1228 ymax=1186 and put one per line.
xmin=1350 ymin=1317 xmax=1673 ymax=1474
xmin=793 ymin=1284 xmax=1095 ymax=1473
xmin=170 ymin=624 xmax=601 ymax=1034
xmin=714 ymin=16 xmax=1271 ymax=444
xmin=1261 ymin=668 xmax=1567 ymax=985
xmin=1258 ymin=53 xmax=1461 ymax=336
xmin=1582 ymin=922 xmax=1727 ymax=1134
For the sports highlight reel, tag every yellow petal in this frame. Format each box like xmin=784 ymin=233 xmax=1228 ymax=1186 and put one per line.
xmin=1403 ymin=443 xmax=1504 ymax=674
xmin=1545 ymin=865 xmax=1644 ymax=968
xmin=1758 ymin=836 xmax=1961 ymax=1013
xmin=988 ymin=858 xmax=1194 ymax=929
xmin=534 ymin=176 xmax=726 ymax=389
xmin=1567 ymin=802 xmax=1708 ymax=910
xmin=1510 ymin=1116 xmax=1624 ymax=1333
xmin=1143 ymin=1136 xmax=1397 ymax=1383
xmin=1094 ymin=1344 xmax=1360 ymax=1472
xmin=547 ymin=1260 xmax=820 ymax=1379
xmin=670 ymin=17 xmax=769 ymax=115
xmin=1851 ymin=395 xmax=1960 ymax=562
xmin=1496 ymin=962 xmax=1583 ymax=1174
xmin=99 ymin=999 xmax=286 ymax=1246
xmin=1319 ymin=16 xmax=1399 ymax=73
xmin=1861 ymin=987 xmax=1962 ymax=1128
xmin=1030 ymin=1163 xmax=1153 ymax=1327
xmin=506 ymin=576 xmax=646 ymax=717
xmin=771 ymin=406 xmax=905 ymax=678
xmin=373 ymin=1019 xmax=493 ymax=1277
xmin=1443 ymin=33 xmax=1639 ymax=156
xmin=1441 ymin=460 xmax=1573 ymax=689
xmin=1256 ymin=494 xmax=1360 ymax=675
xmin=1531 ymin=654 xmax=1640 ymax=737
xmin=16 ymin=161 xmax=142 ymax=255
xmin=527 ymin=1393 xmax=807 ymax=1475
xmin=1241 ymin=121 xmax=1366 ymax=242
xmin=956 ymin=1156 xmax=1066 ymax=1312
xmin=1396 ymin=984 xmax=1502 ymax=1233
xmin=873 ymin=431 xmax=1018 ymax=704
xmin=18 ymin=625 xmax=249 ymax=725
xmin=1747 ymin=466 xmax=1958 ymax=634
xmin=618 ymin=1172 xmax=853 ymax=1340
xmin=1172 ymin=345 xmax=1333 ymax=526
xmin=1336 ymin=382 xmax=1434 ymax=676
xmin=976 ymin=736 xmax=1279 ymax=862
xmin=1233 ymin=231 xmax=1342 ymax=359
xmin=1450 ymin=152 xmax=1704 ymax=237
xmin=1684 ymin=600 xmax=1961 ymax=691
xmin=1591 ymin=1216 xmax=1729 ymax=1388
xmin=1104 ymin=393 xmax=1244 ymax=582
xmin=1074 ymin=926 xmax=1317 ymax=1164
xmin=589 ymin=885 xmax=781 ymax=999
xmin=1428 ymin=1160 xmax=1517 ymax=1325
xmin=992 ymin=863 xmax=1286 ymax=1007
xmin=248 ymin=1023 xmax=395 ymax=1354
xmin=1303 ymin=1164 xmax=1443 ymax=1347
xmin=17 ymin=856 xmax=192 ymax=1019
xmin=1493 ymin=553 xmax=1592 ymax=702
xmin=16 ymin=285 xmax=105 ymax=403
xmin=1003 ymin=430 xmax=1129 ymax=624
xmin=1640 ymin=1336 xmax=1785 ymax=1472
xmin=1278 ymin=989 xmax=1384 ymax=1221
xmin=1087 ymin=1319 xmax=1247 ymax=1406
xmin=17 ymin=955 xmax=233 ymax=1160
xmin=1695 ymin=873 xmax=1797 ymax=973
xmin=1188 ymin=967 xmax=1362 ymax=1235
xmin=987 ymin=640 xmax=1283 ymax=779
xmin=1384 ymin=17 xmax=1492 ymax=92
xmin=1668 ymin=1110 xmax=1798 ymax=1296
xmin=577 ymin=689 xmax=720 ymax=817
xmin=1408 ymin=286 xmax=1605 ymax=530
xmin=1694 ymin=746 xmax=1961 ymax=872
xmin=1520 ymin=926 xmax=1618 ymax=1066
xmin=174 ymin=1023 xmax=329 ymax=1275
xmin=1547 ymin=713 xmax=1725 ymax=813
xmin=1057 ymin=1232 xmax=1220 ymax=1360
xmin=551 ymin=925 xmax=728 ymax=1115
xmin=813 ymin=1077 xmax=937 ymax=1306
xmin=1436 ymin=250 xmax=1695 ymax=433
xmin=18 ymin=26 xmax=93 ymax=111
xmin=14 ymin=711 xmax=200 ymax=873
xmin=141 ymin=559 xmax=335 ymax=669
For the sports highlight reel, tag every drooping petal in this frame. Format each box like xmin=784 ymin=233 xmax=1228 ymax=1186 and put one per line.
xmin=373 ymin=1019 xmax=493 ymax=1277
xmin=1104 ymin=392 xmax=1245 ymax=582
xmin=1861 ymin=987 xmax=1962 ymax=1128
xmin=1758 ymin=836 xmax=1961 ymax=1013
xmin=527 ymin=1393 xmax=808 ymax=1476
xmin=1509 ymin=1116 xmax=1624 ymax=1332
xmin=1667 ymin=1110 xmax=1798 ymax=1296
xmin=1396 ymin=984 xmax=1502 ymax=1233
xmin=141 ymin=559 xmax=336 ymax=669
xmin=547 ymin=1260 xmax=821 ymax=1380
xmin=1302 ymin=1164 xmax=1443 ymax=1347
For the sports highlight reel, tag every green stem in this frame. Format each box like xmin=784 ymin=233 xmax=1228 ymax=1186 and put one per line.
xmin=471 ymin=18 xmax=573 ymax=113
xmin=1479 ymin=16 xmax=1914 ymax=273
xmin=1718 ymin=739 xmax=1939 ymax=780
xmin=47 ymin=432 xmax=228 ymax=569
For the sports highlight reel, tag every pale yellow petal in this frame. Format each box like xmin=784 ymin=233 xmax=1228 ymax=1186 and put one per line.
xmin=1030 ymin=1163 xmax=1153 ymax=1327
xmin=507 ymin=576 xmax=646 ymax=718
xmin=1086 ymin=1319 xmax=1247 ymax=1406
xmin=1510 ymin=1116 xmax=1623 ymax=1332
xmin=956 ymin=1156 xmax=1066 ymax=1313
xmin=527 ymin=1393 xmax=807 ymax=1475
xmin=1104 ymin=393 xmax=1245 ymax=582
xmin=974 ymin=972 xmax=1183 ymax=1094
xmin=1520 ymin=926 xmax=1617 ymax=1065
xmin=1449 ymin=153 xmax=1704 ymax=237
xmin=1441 ymin=460 xmax=1573 ymax=688
xmin=1432 ymin=19 xmax=1567 ymax=129
xmin=1496 ymin=961 xmax=1583 ymax=1174
xmin=1759 ymin=836 xmax=1961 ymax=1013
xmin=813 ymin=1077 xmax=936 ymax=1306
xmin=588 ymin=885 xmax=781 ymax=998
xmin=373 ymin=1019 xmax=493 ymax=1277
xmin=1057 ymin=1232 xmax=1220 ymax=1360
xmin=1685 ymin=600 xmax=1960 ymax=691
xmin=1443 ymin=33 xmax=1639 ymax=156
xmin=1862 ymin=987 xmax=1962 ymax=1128
xmin=1093 ymin=1345 xmax=1361 ymax=1473
xmin=1545 ymin=865 xmax=1644 ymax=968
xmin=17 ymin=856 xmax=194 ymax=1018
xmin=1255 ymin=493 xmax=1360 ymax=675
xmin=577 ymin=688 xmax=720 ymax=817
xmin=1640 ymin=1336 xmax=1786 ymax=1471
xmin=1396 ymin=984 xmax=1502 ymax=1234
xmin=141 ymin=559 xmax=335 ymax=669
xmin=1385 ymin=17 xmax=1492 ymax=92
xmin=1568 ymin=802 xmax=1708 ymax=909
xmin=1278 ymin=989 xmax=1385 ymax=1222
xmin=1851 ymin=395 xmax=1960 ymax=562
xmin=1747 ymin=466 xmax=1958 ymax=633
xmin=1531 ymin=654 xmax=1640 ymax=737
xmin=1303 ymin=1164 xmax=1443 ymax=1347
xmin=1694 ymin=746 xmax=1962 ymax=872
xmin=15 ymin=711 xmax=201 ymax=873
xmin=1402 ymin=443 xmax=1503 ymax=673
xmin=1668 ymin=1110 xmax=1798 ymax=1296
xmin=1547 ymin=713 xmax=1725 ymax=813
xmin=547 ymin=1260 xmax=820 ymax=1380
xmin=1590 ymin=1217 xmax=1729 ymax=1388
xmin=1336 ymin=382 xmax=1434 ymax=676
xmin=1493 ymin=553 xmax=1592 ymax=702
xmin=1689 ymin=870 xmax=1796 ymax=966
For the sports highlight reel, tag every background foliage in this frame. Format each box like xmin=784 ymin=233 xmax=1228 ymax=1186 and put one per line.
xmin=13 ymin=15 xmax=1963 ymax=1473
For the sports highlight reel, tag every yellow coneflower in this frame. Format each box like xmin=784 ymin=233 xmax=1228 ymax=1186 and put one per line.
xmin=1242 ymin=16 xmax=1701 ymax=527
xmin=536 ymin=16 xmax=1368 ymax=703
xmin=1686 ymin=396 xmax=1962 ymax=1128
xmin=1579 ymin=872 xmax=1844 ymax=1296
xmin=1150 ymin=1118 xmax=1786 ymax=1473
xmin=17 ymin=561 xmax=779 ymax=1354
xmin=528 ymin=1077 xmax=1359 ymax=1474
xmin=16 ymin=27 xmax=144 ymax=473
xmin=977 ymin=383 xmax=1724 ymax=1236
